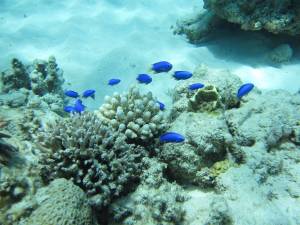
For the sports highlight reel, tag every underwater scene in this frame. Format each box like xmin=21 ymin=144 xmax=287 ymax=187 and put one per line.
xmin=0 ymin=0 xmax=300 ymax=224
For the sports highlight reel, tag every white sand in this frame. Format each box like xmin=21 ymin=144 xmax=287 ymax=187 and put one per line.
xmin=0 ymin=0 xmax=299 ymax=110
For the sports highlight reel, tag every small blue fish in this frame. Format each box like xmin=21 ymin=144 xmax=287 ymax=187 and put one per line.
xmin=64 ymin=106 xmax=75 ymax=113
xmin=189 ymin=83 xmax=204 ymax=91
xmin=137 ymin=74 xmax=152 ymax=84
xmin=151 ymin=61 xmax=173 ymax=73
xmin=64 ymin=90 xmax=79 ymax=98
xmin=159 ymin=132 xmax=185 ymax=143
xmin=74 ymin=99 xmax=85 ymax=113
xmin=237 ymin=83 xmax=254 ymax=99
xmin=108 ymin=78 xmax=121 ymax=86
xmin=157 ymin=101 xmax=165 ymax=111
xmin=173 ymin=71 xmax=193 ymax=80
xmin=82 ymin=89 xmax=96 ymax=99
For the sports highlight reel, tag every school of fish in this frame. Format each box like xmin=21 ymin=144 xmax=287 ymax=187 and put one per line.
xmin=63 ymin=61 xmax=254 ymax=143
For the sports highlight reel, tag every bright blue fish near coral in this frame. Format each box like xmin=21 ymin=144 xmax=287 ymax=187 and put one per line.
xmin=64 ymin=90 xmax=79 ymax=98
xmin=189 ymin=83 xmax=204 ymax=91
xmin=151 ymin=61 xmax=173 ymax=73
xmin=237 ymin=83 xmax=254 ymax=99
xmin=64 ymin=106 xmax=75 ymax=113
xmin=159 ymin=132 xmax=185 ymax=143
xmin=82 ymin=89 xmax=96 ymax=99
xmin=108 ymin=78 xmax=121 ymax=86
xmin=173 ymin=71 xmax=193 ymax=80
xmin=137 ymin=74 xmax=152 ymax=84
xmin=74 ymin=99 xmax=85 ymax=113
xmin=157 ymin=101 xmax=165 ymax=111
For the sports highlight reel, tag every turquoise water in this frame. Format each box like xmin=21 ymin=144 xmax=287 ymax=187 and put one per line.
xmin=0 ymin=1 xmax=300 ymax=225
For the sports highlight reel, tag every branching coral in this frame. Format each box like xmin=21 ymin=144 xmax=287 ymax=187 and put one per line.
xmin=38 ymin=112 xmax=148 ymax=209
xmin=1 ymin=58 xmax=31 ymax=93
xmin=97 ymin=87 xmax=167 ymax=144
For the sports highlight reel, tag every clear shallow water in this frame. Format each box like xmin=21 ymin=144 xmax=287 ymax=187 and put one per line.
xmin=1 ymin=1 xmax=300 ymax=225
xmin=1 ymin=0 xmax=299 ymax=111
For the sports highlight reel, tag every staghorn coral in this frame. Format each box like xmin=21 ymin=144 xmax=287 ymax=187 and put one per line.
xmin=38 ymin=112 xmax=148 ymax=209
xmin=23 ymin=178 xmax=94 ymax=225
xmin=97 ymin=87 xmax=167 ymax=144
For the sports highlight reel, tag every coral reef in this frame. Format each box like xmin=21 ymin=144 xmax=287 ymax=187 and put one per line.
xmin=225 ymin=90 xmax=300 ymax=149
xmin=204 ymin=197 xmax=232 ymax=225
xmin=170 ymin=65 xmax=242 ymax=120
xmin=268 ymin=43 xmax=293 ymax=64
xmin=174 ymin=10 xmax=222 ymax=43
xmin=1 ymin=58 xmax=31 ymax=93
xmin=110 ymin=158 xmax=187 ymax=225
xmin=160 ymin=112 xmax=235 ymax=185
xmin=1 ymin=56 xmax=64 ymax=96
xmin=203 ymin=0 xmax=300 ymax=35
xmin=38 ymin=112 xmax=148 ymax=209
xmin=0 ymin=132 xmax=18 ymax=165
xmin=0 ymin=57 xmax=65 ymax=114
xmin=189 ymin=84 xmax=221 ymax=112
xmin=29 ymin=56 xmax=64 ymax=96
xmin=176 ymin=1 xmax=300 ymax=44
xmin=97 ymin=87 xmax=168 ymax=144
xmin=22 ymin=178 xmax=94 ymax=225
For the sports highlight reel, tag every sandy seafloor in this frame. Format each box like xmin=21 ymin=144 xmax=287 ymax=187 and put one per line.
xmin=1 ymin=0 xmax=300 ymax=111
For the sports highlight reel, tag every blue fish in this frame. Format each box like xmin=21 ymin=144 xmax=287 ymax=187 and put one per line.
xmin=173 ymin=71 xmax=193 ymax=80
xmin=82 ymin=89 xmax=95 ymax=99
xmin=189 ymin=83 xmax=204 ymax=91
xmin=108 ymin=78 xmax=121 ymax=86
xmin=157 ymin=101 xmax=165 ymax=111
xmin=159 ymin=132 xmax=185 ymax=143
xmin=151 ymin=61 xmax=173 ymax=73
xmin=74 ymin=99 xmax=85 ymax=113
xmin=237 ymin=83 xmax=254 ymax=99
xmin=64 ymin=106 xmax=75 ymax=113
xmin=137 ymin=74 xmax=152 ymax=84
xmin=64 ymin=90 xmax=79 ymax=98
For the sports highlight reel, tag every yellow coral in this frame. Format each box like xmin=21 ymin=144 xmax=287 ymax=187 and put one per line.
xmin=210 ymin=159 xmax=232 ymax=177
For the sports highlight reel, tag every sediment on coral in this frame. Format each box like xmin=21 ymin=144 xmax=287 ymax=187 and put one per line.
xmin=38 ymin=112 xmax=148 ymax=210
xmin=97 ymin=87 xmax=168 ymax=145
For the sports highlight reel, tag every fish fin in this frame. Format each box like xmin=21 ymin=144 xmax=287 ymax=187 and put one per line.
xmin=148 ymin=67 xmax=157 ymax=74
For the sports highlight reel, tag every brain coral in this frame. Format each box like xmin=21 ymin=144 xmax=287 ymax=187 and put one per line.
xmin=97 ymin=87 xmax=167 ymax=144
xmin=38 ymin=112 xmax=147 ymax=209
xmin=24 ymin=178 xmax=93 ymax=225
